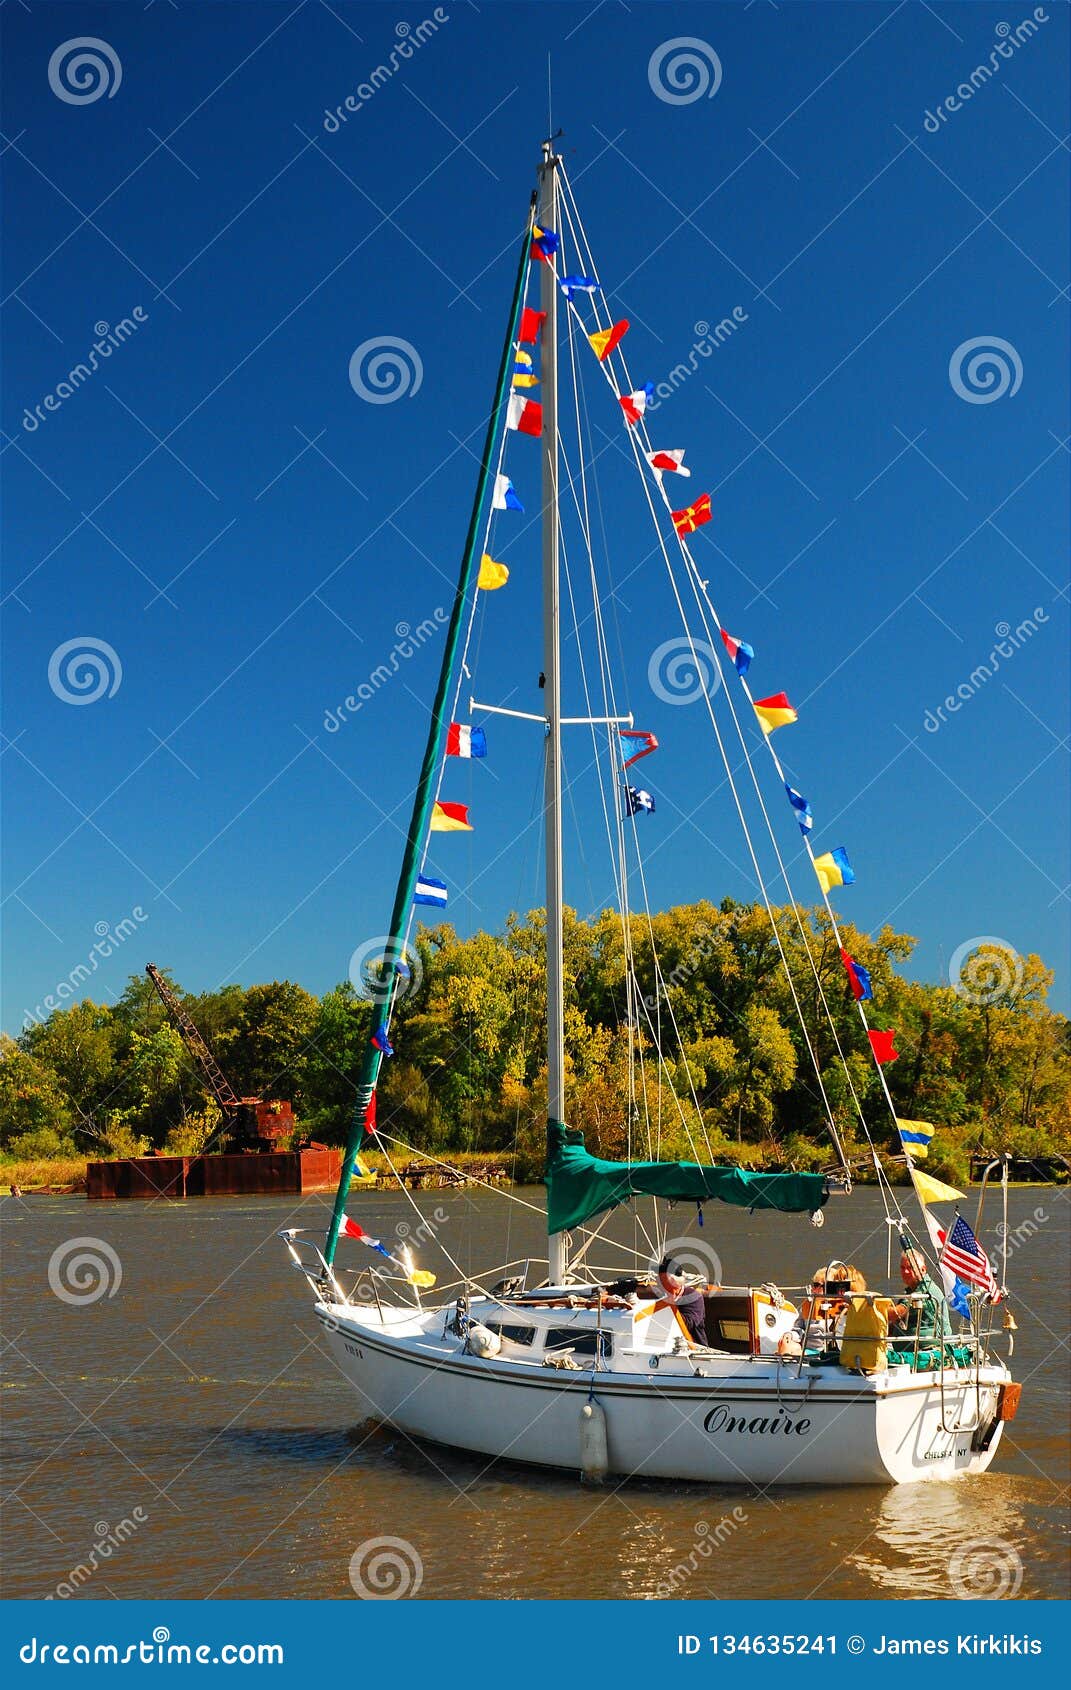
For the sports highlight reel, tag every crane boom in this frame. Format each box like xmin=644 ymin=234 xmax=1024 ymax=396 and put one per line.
xmin=144 ymin=963 xmax=241 ymax=1111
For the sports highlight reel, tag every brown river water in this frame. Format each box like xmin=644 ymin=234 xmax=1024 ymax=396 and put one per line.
xmin=2 ymin=1184 xmax=1067 ymax=1601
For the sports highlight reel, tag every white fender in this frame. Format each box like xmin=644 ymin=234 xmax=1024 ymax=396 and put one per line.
xmin=467 ymin=1324 xmax=501 ymax=1358
xmin=579 ymin=1398 xmax=608 ymax=1483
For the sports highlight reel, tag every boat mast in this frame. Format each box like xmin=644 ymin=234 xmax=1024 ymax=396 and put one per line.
xmin=539 ymin=139 xmax=568 ymax=1286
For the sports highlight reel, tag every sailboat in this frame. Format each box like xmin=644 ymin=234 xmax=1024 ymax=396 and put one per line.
xmin=282 ymin=141 xmax=1019 ymax=1486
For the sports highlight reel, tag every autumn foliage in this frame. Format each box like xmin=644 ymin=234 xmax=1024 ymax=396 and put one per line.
xmin=2 ymin=900 xmax=1067 ymax=1187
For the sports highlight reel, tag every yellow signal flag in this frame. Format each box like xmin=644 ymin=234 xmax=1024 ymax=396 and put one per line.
xmin=911 ymin=1169 xmax=964 ymax=1205
xmin=752 ymin=692 xmax=798 ymax=735
xmin=587 ymin=319 xmax=629 ymax=361
xmin=478 ymin=554 xmax=509 ymax=591
xmin=813 ymin=847 xmax=854 ymax=894
xmin=430 ymin=802 xmax=472 ymax=831
xmin=897 ymin=1117 xmax=935 ymax=1159
xmin=511 ymin=349 xmax=539 ymax=389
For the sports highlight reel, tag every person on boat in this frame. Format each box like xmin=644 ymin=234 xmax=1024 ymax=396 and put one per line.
xmin=888 ymin=1247 xmax=952 ymax=1345
xmin=839 ymin=1280 xmax=899 ymax=1374
xmin=652 ymin=1256 xmax=708 ymax=1346
xmin=832 ymin=1266 xmax=869 ymax=1335
xmin=796 ymin=1262 xmax=855 ymax=1341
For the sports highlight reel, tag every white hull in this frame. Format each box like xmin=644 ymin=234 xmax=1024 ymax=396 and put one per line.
xmin=319 ymin=1301 xmax=1010 ymax=1487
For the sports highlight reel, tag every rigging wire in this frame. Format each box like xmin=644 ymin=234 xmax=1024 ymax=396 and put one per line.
xmin=558 ymin=188 xmax=758 ymax=1177
xmin=359 ymin=164 xmax=922 ymax=1279
xmin=558 ymin=363 xmax=649 ymax=1155
xmin=559 ymin=167 xmax=858 ymax=1183
xmin=559 ymin=159 xmax=913 ymax=1220
xmin=556 ymin=217 xmax=652 ymax=1164
xmin=554 ymin=226 xmax=721 ymax=1175
xmin=559 ymin=315 xmax=716 ymax=1172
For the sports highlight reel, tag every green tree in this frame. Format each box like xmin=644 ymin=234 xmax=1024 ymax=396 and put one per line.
xmin=217 ymin=981 xmax=319 ymax=1107
xmin=0 ymin=1034 xmax=76 ymax=1152
xmin=301 ymin=983 xmax=371 ymax=1142
xmin=20 ymin=1000 xmax=117 ymax=1143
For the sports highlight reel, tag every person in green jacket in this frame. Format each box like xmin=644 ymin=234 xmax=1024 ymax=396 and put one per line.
xmin=889 ymin=1246 xmax=952 ymax=1345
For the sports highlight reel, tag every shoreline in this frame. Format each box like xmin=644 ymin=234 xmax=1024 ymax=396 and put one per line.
xmin=1 ymin=1156 xmax=1064 ymax=1199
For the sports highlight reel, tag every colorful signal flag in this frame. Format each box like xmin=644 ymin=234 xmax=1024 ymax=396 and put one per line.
xmin=813 ymin=846 xmax=854 ymax=893
xmin=840 ymin=950 xmax=873 ymax=1001
xmin=478 ymin=554 xmax=509 ymax=590
xmin=431 ymin=802 xmax=472 ymax=832
xmin=588 ymin=320 xmax=630 ymax=361
xmin=620 ymin=384 xmax=654 ymax=424
xmin=720 ymin=630 xmax=754 ymax=675
xmin=671 ymin=494 xmax=712 ymax=535
xmin=752 ymin=692 xmax=798 ymax=735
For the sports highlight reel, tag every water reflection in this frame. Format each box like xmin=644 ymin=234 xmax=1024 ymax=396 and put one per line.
xmin=847 ymin=1479 xmax=1031 ymax=1597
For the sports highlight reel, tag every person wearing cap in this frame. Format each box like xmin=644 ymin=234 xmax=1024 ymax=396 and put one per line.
xmin=652 ymin=1256 xmax=709 ymax=1346
xmin=888 ymin=1246 xmax=951 ymax=1344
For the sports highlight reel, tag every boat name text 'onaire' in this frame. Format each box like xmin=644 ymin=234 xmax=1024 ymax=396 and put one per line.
xmin=703 ymin=1405 xmax=812 ymax=1437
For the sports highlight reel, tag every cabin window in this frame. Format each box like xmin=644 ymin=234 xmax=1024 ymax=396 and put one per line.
xmin=544 ymin=1327 xmax=613 ymax=1359
xmin=485 ymin=1321 xmax=536 ymax=1347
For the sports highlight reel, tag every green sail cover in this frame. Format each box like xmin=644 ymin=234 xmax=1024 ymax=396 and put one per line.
xmin=545 ymin=1122 xmax=829 ymax=1235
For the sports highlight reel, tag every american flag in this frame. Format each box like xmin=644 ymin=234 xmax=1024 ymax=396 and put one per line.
xmin=940 ymin=1214 xmax=997 ymax=1295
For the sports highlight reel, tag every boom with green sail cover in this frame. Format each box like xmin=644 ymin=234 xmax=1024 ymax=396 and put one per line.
xmin=323 ymin=201 xmax=537 ymax=1269
xmin=545 ymin=1122 xmax=829 ymax=1235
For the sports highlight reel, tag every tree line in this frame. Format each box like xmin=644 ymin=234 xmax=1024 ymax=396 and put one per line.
xmin=2 ymin=900 xmax=1067 ymax=1185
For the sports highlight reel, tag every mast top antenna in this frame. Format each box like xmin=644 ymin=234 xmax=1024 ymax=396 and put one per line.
xmin=541 ymin=129 xmax=564 ymax=164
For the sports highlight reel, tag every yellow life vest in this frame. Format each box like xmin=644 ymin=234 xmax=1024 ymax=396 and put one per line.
xmin=839 ymin=1296 xmax=895 ymax=1374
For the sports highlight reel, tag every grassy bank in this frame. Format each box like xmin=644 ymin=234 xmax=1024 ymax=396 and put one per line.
xmin=1 ymin=1156 xmax=88 ymax=1191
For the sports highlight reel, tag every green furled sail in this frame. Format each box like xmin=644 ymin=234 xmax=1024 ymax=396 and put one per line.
xmin=545 ymin=1122 xmax=828 ymax=1235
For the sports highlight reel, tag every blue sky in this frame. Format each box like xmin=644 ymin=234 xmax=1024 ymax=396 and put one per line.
xmin=3 ymin=0 xmax=1068 ymax=1032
